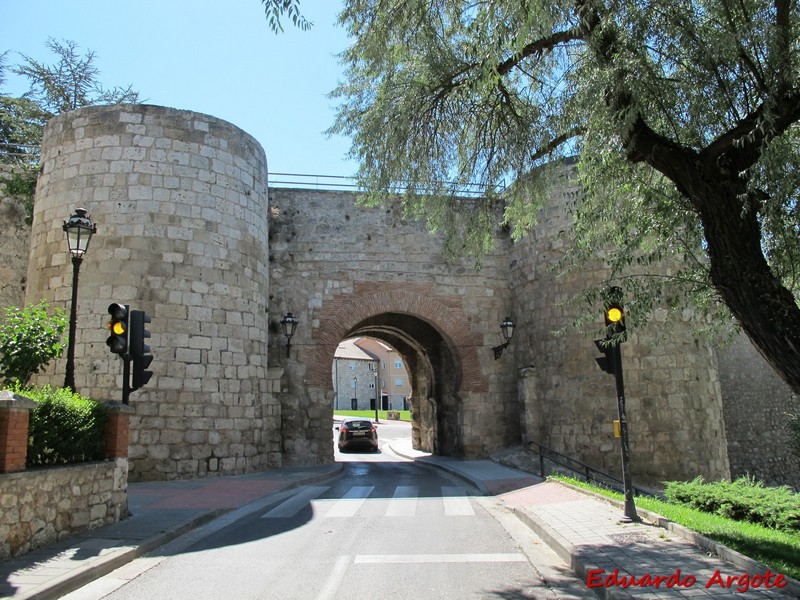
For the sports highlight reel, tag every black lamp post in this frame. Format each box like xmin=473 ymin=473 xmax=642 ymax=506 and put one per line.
xmin=62 ymin=208 xmax=96 ymax=391
xmin=493 ymin=316 xmax=515 ymax=360
xmin=280 ymin=312 xmax=299 ymax=356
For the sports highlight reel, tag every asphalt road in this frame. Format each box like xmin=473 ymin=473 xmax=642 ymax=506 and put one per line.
xmin=63 ymin=423 xmax=590 ymax=600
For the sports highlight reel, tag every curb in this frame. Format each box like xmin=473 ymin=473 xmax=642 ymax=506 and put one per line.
xmin=14 ymin=463 xmax=345 ymax=600
xmin=510 ymin=505 xmax=632 ymax=600
xmin=548 ymin=478 xmax=800 ymax=598
xmin=384 ymin=441 xmax=491 ymax=495
xmin=15 ymin=511 xmax=224 ymax=600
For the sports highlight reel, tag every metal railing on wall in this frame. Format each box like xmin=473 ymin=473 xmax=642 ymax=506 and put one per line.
xmin=268 ymin=172 xmax=504 ymax=198
xmin=527 ymin=440 xmax=659 ymax=498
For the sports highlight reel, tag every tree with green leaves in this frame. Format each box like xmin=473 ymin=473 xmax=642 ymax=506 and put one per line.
xmin=0 ymin=39 xmax=139 ymax=217
xmin=262 ymin=0 xmax=312 ymax=32
xmin=325 ymin=1 xmax=800 ymax=397
xmin=0 ymin=300 xmax=68 ymax=387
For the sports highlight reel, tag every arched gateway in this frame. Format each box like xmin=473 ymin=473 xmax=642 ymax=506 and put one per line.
xmin=309 ymin=288 xmax=487 ymax=456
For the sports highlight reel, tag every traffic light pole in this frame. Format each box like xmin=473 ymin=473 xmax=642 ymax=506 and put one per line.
xmin=122 ymin=356 xmax=131 ymax=405
xmin=611 ymin=343 xmax=638 ymax=522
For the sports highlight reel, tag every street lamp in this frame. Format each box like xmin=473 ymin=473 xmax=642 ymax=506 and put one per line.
xmin=280 ymin=312 xmax=299 ymax=356
xmin=62 ymin=208 xmax=96 ymax=391
xmin=493 ymin=316 xmax=515 ymax=360
xmin=373 ymin=363 xmax=380 ymax=423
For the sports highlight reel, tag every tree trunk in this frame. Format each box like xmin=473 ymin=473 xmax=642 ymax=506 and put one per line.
xmin=702 ymin=190 xmax=800 ymax=396
xmin=670 ymin=156 xmax=800 ymax=396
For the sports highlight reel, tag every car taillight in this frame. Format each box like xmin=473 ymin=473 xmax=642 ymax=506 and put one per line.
xmin=340 ymin=425 xmax=347 ymax=433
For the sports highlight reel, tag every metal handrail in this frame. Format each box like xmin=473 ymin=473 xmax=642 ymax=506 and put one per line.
xmin=268 ymin=172 xmax=505 ymax=197
xmin=527 ymin=440 xmax=656 ymax=498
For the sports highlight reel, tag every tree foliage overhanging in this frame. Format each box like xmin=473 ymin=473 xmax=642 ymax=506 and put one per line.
xmin=326 ymin=0 xmax=800 ymax=396
xmin=0 ymin=39 xmax=140 ymax=213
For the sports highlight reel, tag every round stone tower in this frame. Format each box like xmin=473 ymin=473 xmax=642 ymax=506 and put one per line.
xmin=27 ymin=104 xmax=275 ymax=480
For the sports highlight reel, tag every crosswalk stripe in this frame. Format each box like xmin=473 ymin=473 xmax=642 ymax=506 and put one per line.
xmin=265 ymin=484 xmax=477 ymax=519
xmin=441 ymin=486 xmax=475 ymax=516
xmin=385 ymin=485 xmax=418 ymax=517
xmin=354 ymin=553 xmax=527 ymax=564
xmin=261 ymin=485 xmax=329 ymax=518
xmin=323 ymin=486 xmax=375 ymax=517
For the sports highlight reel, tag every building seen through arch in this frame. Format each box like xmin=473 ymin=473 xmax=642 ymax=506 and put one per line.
xmin=333 ymin=337 xmax=411 ymax=412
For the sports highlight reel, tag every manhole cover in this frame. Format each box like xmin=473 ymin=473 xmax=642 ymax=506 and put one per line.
xmin=608 ymin=532 xmax=653 ymax=544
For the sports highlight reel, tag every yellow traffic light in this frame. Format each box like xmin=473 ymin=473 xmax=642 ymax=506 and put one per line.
xmin=606 ymin=306 xmax=623 ymax=323
xmin=106 ymin=303 xmax=129 ymax=355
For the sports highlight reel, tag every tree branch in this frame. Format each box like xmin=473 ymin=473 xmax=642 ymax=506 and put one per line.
xmin=496 ymin=27 xmax=588 ymax=76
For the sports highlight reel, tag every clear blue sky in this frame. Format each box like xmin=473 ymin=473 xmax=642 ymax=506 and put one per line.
xmin=1 ymin=0 xmax=358 ymax=178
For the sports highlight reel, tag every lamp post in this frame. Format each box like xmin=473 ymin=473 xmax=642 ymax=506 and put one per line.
xmin=280 ymin=312 xmax=299 ymax=357
xmin=492 ymin=316 xmax=515 ymax=360
xmin=374 ymin=363 xmax=380 ymax=423
xmin=62 ymin=208 xmax=96 ymax=391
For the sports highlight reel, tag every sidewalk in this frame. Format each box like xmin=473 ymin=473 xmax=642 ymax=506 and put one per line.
xmin=388 ymin=438 xmax=800 ymax=599
xmin=0 ymin=464 xmax=343 ymax=600
xmin=2 ymin=442 xmax=798 ymax=600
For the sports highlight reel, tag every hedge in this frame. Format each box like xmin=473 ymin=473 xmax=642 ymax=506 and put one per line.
xmin=13 ymin=385 xmax=110 ymax=467
xmin=664 ymin=476 xmax=800 ymax=533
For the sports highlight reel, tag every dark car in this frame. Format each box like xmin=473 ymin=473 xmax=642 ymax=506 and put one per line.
xmin=336 ymin=417 xmax=379 ymax=452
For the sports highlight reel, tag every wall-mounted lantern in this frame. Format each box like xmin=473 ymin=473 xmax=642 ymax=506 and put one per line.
xmin=492 ymin=316 xmax=514 ymax=360
xmin=280 ymin=312 xmax=299 ymax=356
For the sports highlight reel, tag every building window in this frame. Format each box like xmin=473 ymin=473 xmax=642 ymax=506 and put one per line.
xmin=395 ymin=377 xmax=404 ymax=387
xmin=394 ymin=360 xmax=403 ymax=369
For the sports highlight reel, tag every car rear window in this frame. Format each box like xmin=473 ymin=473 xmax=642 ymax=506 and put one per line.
xmin=347 ymin=420 xmax=372 ymax=430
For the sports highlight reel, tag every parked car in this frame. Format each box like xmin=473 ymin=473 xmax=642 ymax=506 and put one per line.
xmin=336 ymin=417 xmax=379 ymax=452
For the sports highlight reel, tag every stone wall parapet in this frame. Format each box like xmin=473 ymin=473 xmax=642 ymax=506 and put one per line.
xmin=0 ymin=459 xmax=128 ymax=559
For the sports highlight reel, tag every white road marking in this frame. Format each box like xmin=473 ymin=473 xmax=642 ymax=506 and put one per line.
xmin=385 ymin=485 xmax=418 ymax=516
xmin=322 ymin=486 xmax=375 ymax=517
xmin=442 ymin=486 xmax=475 ymax=516
xmin=315 ymin=555 xmax=351 ymax=600
xmin=261 ymin=486 xmax=329 ymax=518
xmin=354 ymin=553 xmax=528 ymax=564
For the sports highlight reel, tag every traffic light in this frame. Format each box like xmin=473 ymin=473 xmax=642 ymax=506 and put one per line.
xmin=594 ymin=338 xmax=615 ymax=374
xmin=129 ymin=310 xmax=153 ymax=390
xmin=604 ymin=301 xmax=626 ymax=342
xmin=594 ymin=288 xmax=626 ymax=374
xmin=106 ymin=303 xmax=129 ymax=355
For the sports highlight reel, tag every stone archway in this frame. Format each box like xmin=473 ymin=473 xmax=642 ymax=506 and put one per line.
xmin=309 ymin=284 xmax=487 ymax=457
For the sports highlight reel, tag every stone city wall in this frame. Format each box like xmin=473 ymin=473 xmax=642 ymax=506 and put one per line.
xmin=267 ymin=188 xmax=519 ymax=463
xmin=0 ymin=459 xmax=128 ymax=559
xmin=717 ymin=335 xmax=800 ymax=487
xmin=509 ymin=164 xmax=731 ymax=486
xmin=8 ymin=102 xmax=797 ymax=487
xmin=26 ymin=104 xmax=275 ymax=481
xmin=0 ymin=166 xmax=31 ymax=312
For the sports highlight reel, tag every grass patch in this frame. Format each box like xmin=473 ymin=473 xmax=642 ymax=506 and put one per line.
xmin=552 ymin=475 xmax=800 ymax=580
xmin=334 ymin=409 xmax=410 ymax=422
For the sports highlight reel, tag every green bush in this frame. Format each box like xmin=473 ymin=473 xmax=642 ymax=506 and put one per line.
xmin=664 ymin=476 xmax=800 ymax=533
xmin=0 ymin=300 xmax=67 ymax=386
xmin=20 ymin=385 xmax=109 ymax=467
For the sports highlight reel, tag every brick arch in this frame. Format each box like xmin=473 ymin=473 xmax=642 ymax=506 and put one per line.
xmin=307 ymin=282 xmax=487 ymax=393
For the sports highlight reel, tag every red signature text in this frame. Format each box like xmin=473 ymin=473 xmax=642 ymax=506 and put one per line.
xmin=586 ymin=568 xmax=788 ymax=593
